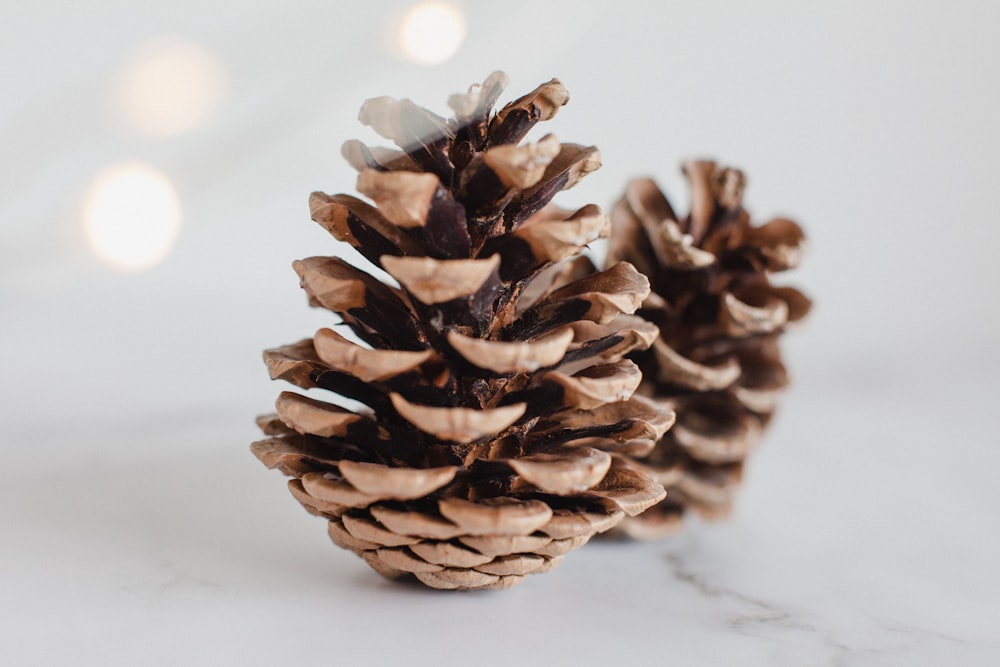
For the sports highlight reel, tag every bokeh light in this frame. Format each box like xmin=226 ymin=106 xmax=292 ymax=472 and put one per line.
xmin=82 ymin=162 xmax=182 ymax=272
xmin=398 ymin=2 xmax=466 ymax=66
xmin=113 ymin=37 xmax=227 ymax=136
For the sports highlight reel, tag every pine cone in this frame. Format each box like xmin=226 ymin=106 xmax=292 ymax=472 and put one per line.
xmin=606 ymin=163 xmax=811 ymax=538
xmin=252 ymin=72 xmax=671 ymax=590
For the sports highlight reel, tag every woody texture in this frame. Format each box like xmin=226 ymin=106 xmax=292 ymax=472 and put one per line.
xmin=252 ymin=72 xmax=672 ymax=590
xmin=607 ymin=164 xmax=811 ymax=538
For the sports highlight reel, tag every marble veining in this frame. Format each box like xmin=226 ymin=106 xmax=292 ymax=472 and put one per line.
xmin=666 ymin=552 xmax=852 ymax=662
xmin=663 ymin=550 xmax=983 ymax=665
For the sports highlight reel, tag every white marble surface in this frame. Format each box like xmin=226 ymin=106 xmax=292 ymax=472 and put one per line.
xmin=3 ymin=370 xmax=998 ymax=665
xmin=3 ymin=1 xmax=999 ymax=664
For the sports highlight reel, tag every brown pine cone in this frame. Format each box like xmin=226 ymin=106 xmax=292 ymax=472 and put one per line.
xmin=252 ymin=72 xmax=672 ymax=590
xmin=606 ymin=162 xmax=811 ymax=538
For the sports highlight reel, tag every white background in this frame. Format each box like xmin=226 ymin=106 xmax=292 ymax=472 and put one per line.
xmin=2 ymin=1 xmax=998 ymax=665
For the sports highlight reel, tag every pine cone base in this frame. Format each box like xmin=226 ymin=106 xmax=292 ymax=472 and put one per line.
xmin=253 ymin=419 xmax=656 ymax=590
xmin=329 ymin=501 xmax=620 ymax=590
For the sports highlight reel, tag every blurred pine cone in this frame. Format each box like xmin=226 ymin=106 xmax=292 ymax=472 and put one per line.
xmin=606 ymin=163 xmax=811 ymax=538
xmin=252 ymin=72 xmax=671 ymax=590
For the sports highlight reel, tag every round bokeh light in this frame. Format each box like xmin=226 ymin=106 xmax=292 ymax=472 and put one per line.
xmin=113 ymin=37 xmax=227 ymax=137
xmin=82 ymin=162 xmax=182 ymax=272
xmin=399 ymin=2 xmax=467 ymax=66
